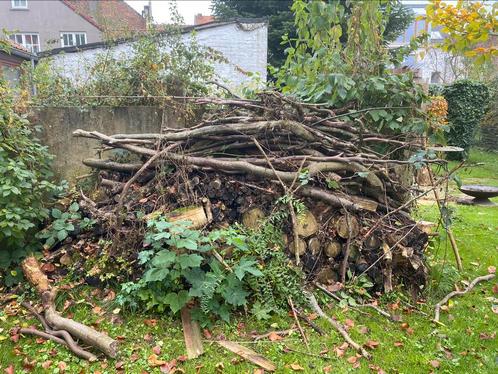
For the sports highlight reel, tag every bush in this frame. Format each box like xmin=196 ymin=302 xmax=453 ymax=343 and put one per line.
xmin=0 ymin=80 xmax=62 ymax=285
xmin=442 ymin=80 xmax=489 ymax=159
xmin=479 ymin=77 xmax=498 ymax=151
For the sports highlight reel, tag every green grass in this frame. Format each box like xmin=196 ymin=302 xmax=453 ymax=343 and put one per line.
xmin=1 ymin=150 xmax=497 ymax=373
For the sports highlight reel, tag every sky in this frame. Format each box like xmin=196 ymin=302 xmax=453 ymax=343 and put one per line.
xmin=125 ymin=0 xmax=213 ymax=25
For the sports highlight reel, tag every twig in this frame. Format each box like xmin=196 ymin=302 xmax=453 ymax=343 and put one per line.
xmin=295 ymin=309 xmax=325 ymax=335
xmin=252 ymin=329 xmax=296 ymax=341
xmin=288 ymin=297 xmax=310 ymax=351
xmin=434 ymin=273 xmax=495 ymax=323
xmin=283 ymin=346 xmax=333 ymax=360
xmin=307 ymin=293 xmax=371 ymax=359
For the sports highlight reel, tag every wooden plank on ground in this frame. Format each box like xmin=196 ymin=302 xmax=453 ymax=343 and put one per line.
xmin=216 ymin=340 xmax=276 ymax=372
xmin=180 ymin=307 xmax=204 ymax=359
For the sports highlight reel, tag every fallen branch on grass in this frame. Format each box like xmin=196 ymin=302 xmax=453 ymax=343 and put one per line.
xmin=434 ymin=273 xmax=496 ymax=323
xmin=21 ymin=256 xmax=118 ymax=359
xmin=307 ymin=293 xmax=371 ymax=359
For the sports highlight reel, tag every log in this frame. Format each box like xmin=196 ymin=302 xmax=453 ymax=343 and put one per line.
xmin=241 ymin=208 xmax=265 ymax=229
xmin=289 ymin=238 xmax=307 ymax=257
xmin=307 ymin=237 xmax=321 ymax=256
xmin=296 ymin=211 xmax=319 ymax=238
xmin=324 ymin=241 xmax=342 ymax=258
xmin=21 ymin=257 xmax=118 ymax=358
xmin=315 ymin=268 xmax=338 ymax=284
xmin=166 ymin=206 xmax=208 ymax=229
xmin=216 ymin=340 xmax=276 ymax=372
xmin=181 ymin=307 xmax=204 ymax=359
xmin=335 ymin=215 xmax=360 ymax=239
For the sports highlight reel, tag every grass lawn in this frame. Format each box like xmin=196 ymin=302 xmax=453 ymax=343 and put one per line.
xmin=1 ymin=150 xmax=497 ymax=373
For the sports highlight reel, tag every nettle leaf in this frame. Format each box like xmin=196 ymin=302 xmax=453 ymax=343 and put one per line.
xmin=143 ymin=267 xmax=169 ymax=282
xmin=178 ymin=254 xmax=203 ymax=269
xmin=164 ymin=291 xmax=190 ymax=313
xmin=221 ymin=274 xmax=249 ymax=306
xmin=234 ymin=258 xmax=263 ymax=281
xmin=151 ymin=250 xmax=176 ymax=268
xmin=138 ymin=250 xmax=154 ymax=265
xmin=171 ymin=238 xmax=198 ymax=250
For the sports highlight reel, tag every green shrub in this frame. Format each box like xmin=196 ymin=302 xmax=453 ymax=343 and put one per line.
xmin=479 ymin=77 xmax=498 ymax=151
xmin=0 ymin=80 xmax=63 ymax=285
xmin=442 ymin=80 xmax=489 ymax=159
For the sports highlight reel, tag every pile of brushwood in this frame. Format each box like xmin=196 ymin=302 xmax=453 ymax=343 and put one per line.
xmin=71 ymin=91 xmax=436 ymax=294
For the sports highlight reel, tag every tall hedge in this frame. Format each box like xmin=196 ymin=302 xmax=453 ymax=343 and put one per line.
xmin=479 ymin=77 xmax=497 ymax=151
xmin=442 ymin=80 xmax=489 ymax=159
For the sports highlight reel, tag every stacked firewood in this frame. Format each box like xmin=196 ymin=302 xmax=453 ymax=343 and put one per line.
xmin=73 ymin=92 xmax=436 ymax=291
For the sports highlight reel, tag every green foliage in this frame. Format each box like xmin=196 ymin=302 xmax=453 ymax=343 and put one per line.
xmin=442 ymin=80 xmax=489 ymax=160
xmin=117 ymin=218 xmax=263 ymax=322
xmin=26 ymin=28 xmax=217 ymax=109
xmin=479 ymin=76 xmax=498 ymax=151
xmin=277 ymin=0 xmax=427 ymax=134
xmin=212 ymin=0 xmax=414 ymax=70
xmin=0 ymin=80 xmax=63 ymax=283
xmin=118 ymin=214 xmax=305 ymax=324
xmin=37 ymin=202 xmax=95 ymax=248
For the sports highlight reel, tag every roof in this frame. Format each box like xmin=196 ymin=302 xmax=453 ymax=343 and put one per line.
xmin=61 ymin=0 xmax=146 ymax=35
xmin=1 ymin=39 xmax=38 ymax=60
xmin=39 ymin=18 xmax=268 ymax=57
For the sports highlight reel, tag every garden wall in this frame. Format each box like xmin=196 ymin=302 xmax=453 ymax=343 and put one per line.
xmin=31 ymin=106 xmax=184 ymax=181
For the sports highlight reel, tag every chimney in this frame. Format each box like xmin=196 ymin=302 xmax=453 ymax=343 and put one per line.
xmin=194 ymin=14 xmax=215 ymax=26
xmin=142 ymin=1 xmax=153 ymax=29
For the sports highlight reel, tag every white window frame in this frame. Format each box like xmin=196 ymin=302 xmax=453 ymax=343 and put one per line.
xmin=60 ymin=32 xmax=87 ymax=48
xmin=9 ymin=33 xmax=40 ymax=53
xmin=11 ymin=0 xmax=28 ymax=9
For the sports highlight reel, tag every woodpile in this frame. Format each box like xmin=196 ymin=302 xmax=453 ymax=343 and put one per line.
xmin=72 ymin=92 xmax=439 ymax=291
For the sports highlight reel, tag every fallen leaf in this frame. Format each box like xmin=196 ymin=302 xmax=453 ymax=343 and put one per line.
xmin=160 ymin=359 xmax=177 ymax=373
xmin=344 ymin=319 xmax=355 ymax=330
xmin=144 ymin=333 xmax=153 ymax=342
xmin=479 ymin=332 xmax=496 ymax=340
xmin=492 ymin=305 xmax=498 ymax=314
xmin=254 ymin=369 xmax=265 ymax=374
xmin=347 ymin=356 xmax=358 ymax=364
xmin=23 ymin=357 xmax=36 ymax=371
xmin=394 ymin=341 xmax=404 ymax=347
xmin=41 ymin=263 xmax=56 ymax=273
xmin=4 ymin=365 xmax=14 ymax=374
xmin=268 ymin=332 xmax=283 ymax=341
xmin=289 ymin=363 xmax=305 ymax=371
xmin=177 ymin=355 xmax=188 ymax=363
xmin=92 ymin=306 xmax=105 ymax=316
xmin=368 ymin=364 xmax=386 ymax=374
xmin=323 ymin=366 xmax=332 ymax=373
xmin=115 ymin=361 xmax=125 ymax=370
xmin=58 ymin=361 xmax=67 ymax=373
xmin=203 ymin=329 xmax=212 ymax=339
xmin=152 ymin=345 xmax=162 ymax=355
xmin=492 ymin=284 xmax=498 ymax=294
xmin=144 ymin=319 xmax=158 ymax=327
xmin=358 ymin=326 xmax=369 ymax=334
xmin=364 ymin=340 xmax=380 ymax=349
xmin=430 ymin=360 xmax=440 ymax=368
xmin=148 ymin=354 xmax=167 ymax=367
xmin=130 ymin=352 xmax=139 ymax=362
xmin=488 ymin=266 xmax=496 ymax=274
xmin=42 ymin=360 xmax=53 ymax=369
xmin=36 ymin=337 xmax=46 ymax=344
xmin=326 ymin=282 xmax=343 ymax=292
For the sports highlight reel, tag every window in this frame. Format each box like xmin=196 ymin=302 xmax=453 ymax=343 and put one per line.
xmin=11 ymin=0 xmax=28 ymax=9
xmin=61 ymin=33 xmax=87 ymax=47
xmin=9 ymin=33 xmax=40 ymax=53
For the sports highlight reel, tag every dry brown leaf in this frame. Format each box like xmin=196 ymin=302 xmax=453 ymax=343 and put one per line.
xmin=92 ymin=306 xmax=105 ymax=316
xmin=152 ymin=345 xmax=162 ymax=355
xmin=4 ymin=365 xmax=14 ymax=374
xmin=492 ymin=305 xmax=498 ymax=314
xmin=492 ymin=284 xmax=498 ymax=294
xmin=115 ymin=361 xmax=125 ymax=370
xmin=203 ymin=329 xmax=212 ymax=339
xmin=347 ymin=356 xmax=358 ymax=364
xmin=368 ymin=364 xmax=386 ymax=374
xmin=148 ymin=354 xmax=167 ymax=367
xmin=479 ymin=332 xmax=496 ymax=340
xmin=253 ymin=369 xmax=265 ymax=374
xmin=268 ymin=332 xmax=283 ymax=341
xmin=344 ymin=319 xmax=355 ymax=329
xmin=488 ymin=266 xmax=496 ymax=274
xmin=289 ymin=363 xmax=305 ymax=371
xmin=58 ymin=361 xmax=67 ymax=373
xmin=103 ymin=290 xmax=116 ymax=302
xmin=358 ymin=326 xmax=369 ymax=334
xmin=130 ymin=352 xmax=139 ymax=362
xmin=144 ymin=333 xmax=153 ymax=342
xmin=144 ymin=319 xmax=158 ymax=327
xmin=41 ymin=263 xmax=56 ymax=273
xmin=326 ymin=282 xmax=343 ymax=293
xmin=323 ymin=366 xmax=332 ymax=373
xmin=430 ymin=360 xmax=440 ymax=368
xmin=41 ymin=360 xmax=53 ymax=369
xmin=177 ymin=355 xmax=187 ymax=362
xmin=393 ymin=341 xmax=403 ymax=347
xmin=364 ymin=340 xmax=380 ymax=349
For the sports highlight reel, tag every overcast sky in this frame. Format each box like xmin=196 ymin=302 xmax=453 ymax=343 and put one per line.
xmin=125 ymin=1 xmax=213 ymax=25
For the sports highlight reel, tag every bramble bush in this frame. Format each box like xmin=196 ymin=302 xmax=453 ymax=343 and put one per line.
xmin=0 ymin=80 xmax=64 ymax=285
xmin=442 ymin=80 xmax=489 ymax=159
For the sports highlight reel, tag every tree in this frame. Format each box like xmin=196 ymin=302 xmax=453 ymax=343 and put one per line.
xmin=425 ymin=0 xmax=498 ymax=65
xmin=212 ymin=0 xmax=414 ymax=69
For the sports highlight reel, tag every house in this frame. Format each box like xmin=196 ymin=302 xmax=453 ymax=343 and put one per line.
xmin=0 ymin=39 xmax=37 ymax=87
xmin=0 ymin=0 xmax=146 ymax=54
xmin=39 ymin=19 xmax=268 ymax=90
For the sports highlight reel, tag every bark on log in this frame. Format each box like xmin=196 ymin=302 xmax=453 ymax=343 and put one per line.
xmin=21 ymin=257 xmax=118 ymax=358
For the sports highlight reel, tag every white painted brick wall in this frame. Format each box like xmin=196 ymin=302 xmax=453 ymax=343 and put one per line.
xmin=44 ymin=21 xmax=267 ymax=90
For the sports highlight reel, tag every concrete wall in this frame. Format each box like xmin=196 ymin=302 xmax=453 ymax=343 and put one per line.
xmin=43 ymin=21 xmax=268 ymax=90
xmin=0 ymin=0 xmax=101 ymax=51
xmin=31 ymin=106 xmax=178 ymax=180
